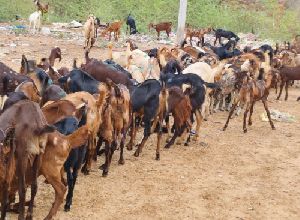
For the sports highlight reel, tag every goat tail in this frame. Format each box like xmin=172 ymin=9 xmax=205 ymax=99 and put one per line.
xmin=96 ymin=86 xmax=108 ymax=108
xmin=173 ymin=97 xmax=192 ymax=129
xmin=1 ymin=127 xmax=17 ymax=186
xmin=67 ymin=125 xmax=89 ymax=149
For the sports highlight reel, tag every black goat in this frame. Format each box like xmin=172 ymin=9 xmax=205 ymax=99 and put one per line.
xmin=160 ymin=60 xmax=182 ymax=84
xmin=209 ymin=40 xmax=241 ymax=60
xmin=58 ymin=69 xmax=101 ymax=94
xmin=127 ymin=79 xmax=162 ymax=159
xmin=126 ymin=14 xmax=137 ymax=35
xmin=53 ymin=105 xmax=87 ymax=212
xmin=214 ymin=28 xmax=240 ymax=45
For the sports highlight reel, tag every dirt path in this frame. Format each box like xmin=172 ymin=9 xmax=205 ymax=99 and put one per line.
xmin=1 ymin=32 xmax=300 ymax=220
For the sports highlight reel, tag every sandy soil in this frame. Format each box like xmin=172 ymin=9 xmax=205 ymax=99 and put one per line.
xmin=1 ymin=30 xmax=300 ymax=220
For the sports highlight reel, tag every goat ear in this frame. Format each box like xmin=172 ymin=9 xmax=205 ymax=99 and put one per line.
xmin=0 ymin=129 xmax=5 ymax=142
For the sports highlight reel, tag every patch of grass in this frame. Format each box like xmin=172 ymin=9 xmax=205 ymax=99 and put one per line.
xmin=0 ymin=0 xmax=299 ymax=41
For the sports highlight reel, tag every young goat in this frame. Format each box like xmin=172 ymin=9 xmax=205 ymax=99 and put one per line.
xmin=149 ymin=22 xmax=172 ymax=39
xmin=83 ymin=15 xmax=96 ymax=51
xmin=223 ymin=69 xmax=275 ymax=133
xmin=29 ymin=11 xmax=42 ymax=33
xmin=276 ymin=66 xmax=300 ymax=101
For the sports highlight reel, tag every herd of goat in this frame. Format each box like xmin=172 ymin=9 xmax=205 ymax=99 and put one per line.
xmin=1 ymin=8 xmax=300 ymax=220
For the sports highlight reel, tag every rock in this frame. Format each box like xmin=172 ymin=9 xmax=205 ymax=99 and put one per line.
xmin=41 ymin=27 xmax=51 ymax=35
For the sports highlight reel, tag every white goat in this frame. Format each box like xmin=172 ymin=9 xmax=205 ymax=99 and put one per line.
xmin=29 ymin=11 xmax=42 ymax=33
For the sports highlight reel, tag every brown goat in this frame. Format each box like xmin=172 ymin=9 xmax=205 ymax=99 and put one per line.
xmin=223 ymin=69 xmax=275 ymax=133
xmin=164 ymin=87 xmax=192 ymax=148
xmin=276 ymin=65 xmax=300 ymax=100
xmin=0 ymin=100 xmax=54 ymax=220
xmin=185 ymin=26 xmax=212 ymax=46
xmin=0 ymin=126 xmax=88 ymax=220
xmin=149 ymin=22 xmax=172 ymax=39
xmin=101 ymin=20 xmax=123 ymax=41
xmin=99 ymin=82 xmax=131 ymax=176
xmin=62 ymin=90 xmax=107 ymax=175
xmin=34 ymin=0 xmax=49 ymax=16
xmin=82 ymin=52 xmax=133 ymax=92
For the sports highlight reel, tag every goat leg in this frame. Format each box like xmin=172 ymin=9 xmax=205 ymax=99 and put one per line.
xmin=262 ymin=100 xmax=275 ymax=130
xmin=223 ymin=102 xmax=238 ymax=131
xmin=156 ymin=119 xmax=163 ymax=161
xmin=193 ymin=109 xmax=203 ymax=142
xmin=26 ymin=156 xmax=41 ymax=220
xmin=126 ymin=114 xmax=135 ymax=151
xmin=17 ymin=155 xmax=28 ymax=220
xmin=43 ymin=177 xmax=66 ymax=220
xmin=102 ymin=141 xmax=113 ymax=177
xmin=285 ymin=81 xmax=289 ymax=101
xmin=243 ymin=104 xmax=250 ymax=133
xmin=134 ymin=118 xmax=151 ymax=157
xmin=276 ymin=81 xmax=285 ymax=100
xmin=165 ymin=129 xmax=179 ymax=149
xmin=248 ymin=102 xmax=255 ymax=126
xmin=118 ymin=129 xmax=128 ymax=165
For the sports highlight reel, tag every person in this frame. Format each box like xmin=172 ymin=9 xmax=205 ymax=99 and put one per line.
xmin=126 ymin=14 xmax=137 ymax=35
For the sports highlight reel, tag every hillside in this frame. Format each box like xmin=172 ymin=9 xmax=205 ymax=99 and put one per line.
xmin=0 ymin=0 xmax=299 ymax=40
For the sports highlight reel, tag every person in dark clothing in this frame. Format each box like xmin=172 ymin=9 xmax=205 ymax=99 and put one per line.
xmin=126 ymin=14 xmax=137 ymax=35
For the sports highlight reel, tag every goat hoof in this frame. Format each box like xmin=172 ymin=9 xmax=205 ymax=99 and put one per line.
xmin=102 ymin=171 xmax=108 ymax=177
xmin=184 ymin=142 xmax=189 ymax=146
xmin=26 ymin=214 xmax=33 ymax=220
xmin=204 ymin=118 xmax=208 ymax=121
xmin=155 ymin=153 xmax=160 ymax=161
xmin=126 ymin=145 xmax=133 ymax=151
xmin=133 ymin=150 xmax=140 ymax=157
xmin=164 ymin=144 xmax=171 ymax=149
xmin=243 ymin=129 xmax=247 ymax=133
xmin=99 ymin=164 xmax=106 ymax=170
xmin=248 ymin=122 xmax=252 ymax=126
xmin=222 ymin=127 xmax=227 ymax=131
xmin=272 ymin=126 xmax=276 ymax=130
xmin=118 ymin=159 xmax=125 ymax=165
xmin=81 ymin=168 xmax=90 ymax=176
xmin=64 ymin=204 xmax=71 ymax=212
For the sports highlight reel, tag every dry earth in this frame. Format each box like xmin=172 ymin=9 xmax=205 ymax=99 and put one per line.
xmin=1 ymin=30 xmax=300 ymax=220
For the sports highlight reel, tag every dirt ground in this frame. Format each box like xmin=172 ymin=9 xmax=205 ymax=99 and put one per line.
xmin=1 ymin=30 xmax=300 ymax=220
